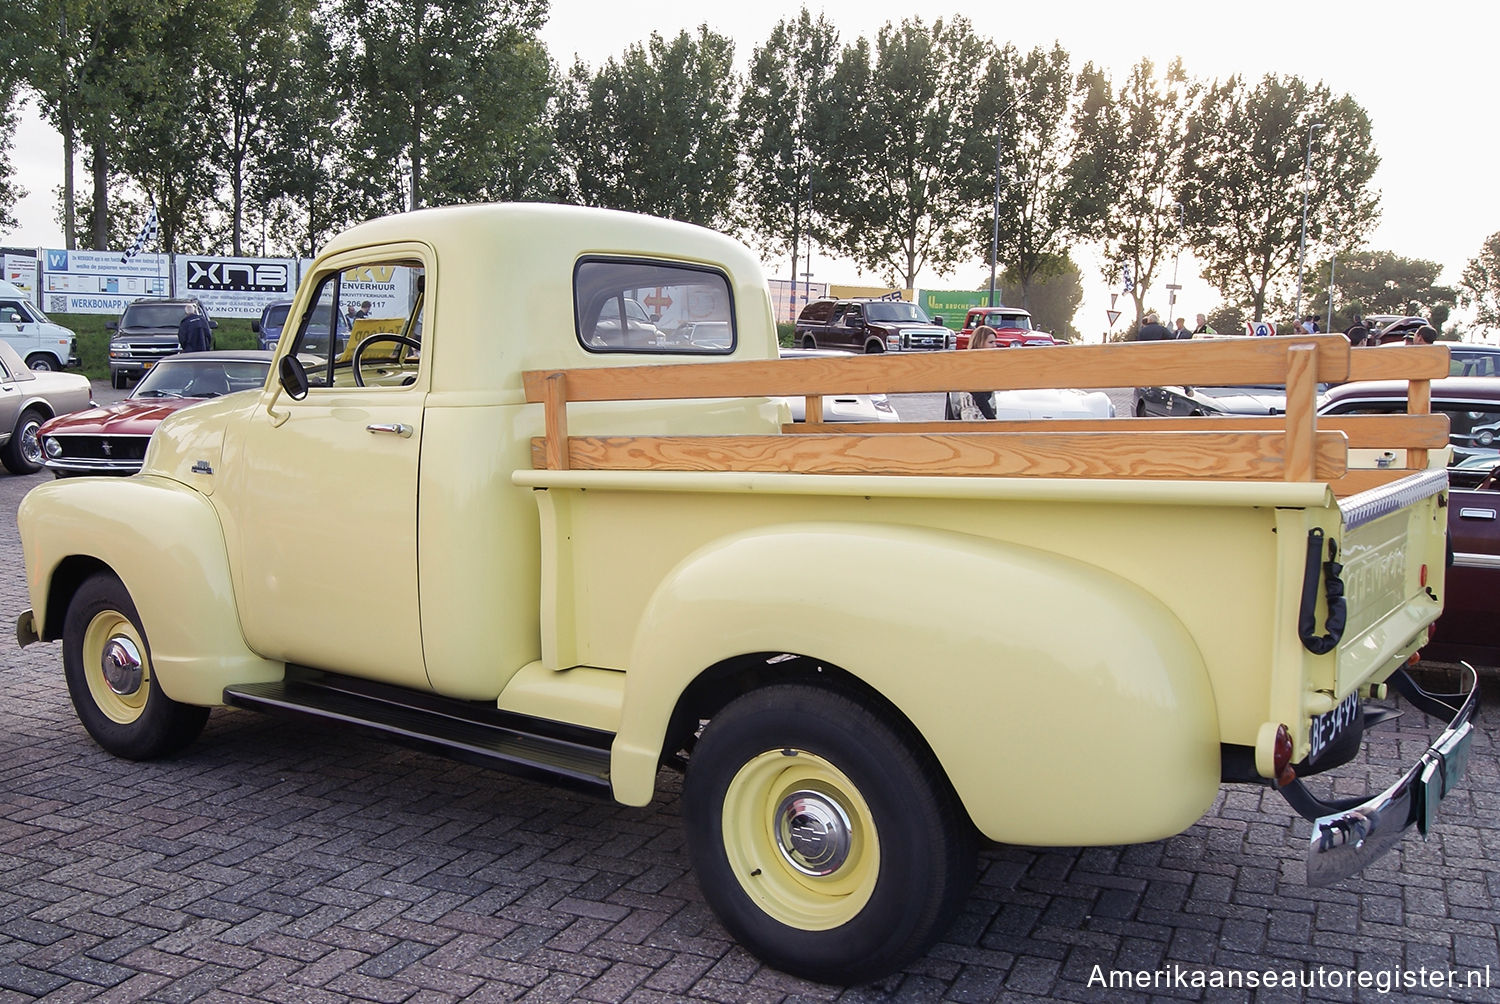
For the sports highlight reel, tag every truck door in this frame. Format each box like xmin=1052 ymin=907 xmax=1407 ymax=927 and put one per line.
xmin=221 ymin=252 xmax=431 ymax=691
xmin=0 ymin=300 xmax=40 ymax=366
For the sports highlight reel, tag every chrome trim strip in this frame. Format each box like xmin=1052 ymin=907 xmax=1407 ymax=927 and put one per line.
xmin=42 ymin=458 xmax=142 ymax=473
xmin=1453 ymin=552 xmax=1500 ymax=570
xmin=1338 ymin=468 xmax=1448 ymax=531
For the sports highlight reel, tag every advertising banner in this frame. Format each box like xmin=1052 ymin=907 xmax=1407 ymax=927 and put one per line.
xmin=40 ymin=249 xmax=170 ymax=314
xmin=3 ymin=254 xmax=39 ymax=300
xmin=336 ymin=264 xmax=413 ymax=323
xmin=768 ymin=278 xmax=828 ymax=325
xmin=176 ymin=255 xmax=300 ymax=318
xmin=919 ymin=289 xmax=993 ymax=329
xmin=829 ymin=285 xmax=910 ymax=302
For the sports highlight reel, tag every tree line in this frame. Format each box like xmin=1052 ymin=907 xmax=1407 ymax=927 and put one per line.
xmin=0 ymin=1 xmax=1490 ymax=332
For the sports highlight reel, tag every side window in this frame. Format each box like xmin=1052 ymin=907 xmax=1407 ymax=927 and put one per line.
xmin=0 ymin=302 xmax=25 ymax=324
xmin=575 ymin=258 xmax=734 ymax=354
xmin=843 ymin=305 xmax=863 ymax=326
xmin=291 ymin=260 xmax=424 ymax=388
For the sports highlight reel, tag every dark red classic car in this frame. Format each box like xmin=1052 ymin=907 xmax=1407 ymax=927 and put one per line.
xmin=38 ymin=350 xmax=274 ymax=477
xmin=1319 ymin=376 xmax=1500 ymax=665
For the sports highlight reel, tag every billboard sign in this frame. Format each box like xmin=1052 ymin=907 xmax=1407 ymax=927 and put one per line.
xmin=919 ymin=290 xmax=993 ymax=329
xmin=3 ymin=254 xmax=39 ymax=301
xmin=176 ymin=255 xmax=298 ymax=317
xmin=41 ymin=249 xmax=170 ymax=314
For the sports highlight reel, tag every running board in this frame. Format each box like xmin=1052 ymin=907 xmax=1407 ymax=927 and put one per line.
xmin=223 ymin=672 xmax=613 ymax=795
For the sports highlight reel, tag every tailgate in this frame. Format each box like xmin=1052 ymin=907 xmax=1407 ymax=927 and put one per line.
xmin=1329 ymin=468 xmax=1449 ymax=697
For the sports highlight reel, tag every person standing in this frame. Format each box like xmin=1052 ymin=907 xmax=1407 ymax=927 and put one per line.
xmin=177 ymin=302 xmax=211 ymax=353
xmin=1192 ymin=313 xmax=1216 ymax=335
xmin=1136 ymin=312 xmax=1173 ymax=341
xmin=1173 ymin=317 xmax=1190 ymax=338
xmin=960 ymin=325 xmax=999 ymax=420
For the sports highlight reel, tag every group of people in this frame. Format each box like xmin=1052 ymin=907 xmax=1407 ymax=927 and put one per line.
xmin=1135 ymin=312 xmax=1217 ymax=340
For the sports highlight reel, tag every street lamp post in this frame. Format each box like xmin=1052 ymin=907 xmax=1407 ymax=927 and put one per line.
xmin=989 ymin=115 xmax=1004 ymax=308
xmin=1294 ymin=121 xmax=1325 ymax=324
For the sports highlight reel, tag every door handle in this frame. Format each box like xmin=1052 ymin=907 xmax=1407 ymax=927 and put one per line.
xmin=366 ymin=423 xmax=412 ymax=438
xmin=1458 ymin=508 xmax=1496 ymax=521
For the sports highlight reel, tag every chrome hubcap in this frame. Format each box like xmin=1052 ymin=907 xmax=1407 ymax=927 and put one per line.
xmin=101 ymin=635 xmax=144 ymax=695
xmin=775 ymin=790 xmax=853 ymax=876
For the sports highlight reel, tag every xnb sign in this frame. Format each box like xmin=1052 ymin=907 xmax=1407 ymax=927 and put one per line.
xmin=187 ymin=259 xmax=291 ymax=293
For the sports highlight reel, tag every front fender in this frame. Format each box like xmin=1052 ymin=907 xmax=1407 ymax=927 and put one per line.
xmin=613 ymin=522 xmax=1221 ymax=846
xmin=19 ymin=475 xmax=283 ymax=705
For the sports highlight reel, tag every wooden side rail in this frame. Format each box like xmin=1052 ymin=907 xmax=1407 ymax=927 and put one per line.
xmin=523 ymin=337 xmax=1446 ymax=484
xmin=529 ymin=430 xmax=1350 ymax=481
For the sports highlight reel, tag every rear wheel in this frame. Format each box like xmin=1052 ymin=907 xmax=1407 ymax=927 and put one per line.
xmin=1 ymin=407 xmax=47 ymax=475
xmin=24 ymin=353 xmax=56 ymax=372
xmin=683 ymin=684 xmax=975 ymax=983
xmin=62 ymin=573 xmax=209 ymax=760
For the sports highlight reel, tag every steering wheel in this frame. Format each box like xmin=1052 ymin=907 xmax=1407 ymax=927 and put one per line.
xmin=352 ymin=335 xmax=421 ymax=387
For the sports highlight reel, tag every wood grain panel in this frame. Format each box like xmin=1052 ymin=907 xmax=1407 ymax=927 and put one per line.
xmin=531 ymin=430 xmax=1349 ymax=480
xmin=1346 ymin=344 xmax=1450 ymax=381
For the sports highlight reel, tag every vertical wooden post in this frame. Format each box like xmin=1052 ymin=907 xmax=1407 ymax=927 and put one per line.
xmin=805 ymin=395 xmax=824 ymax=425
xmin=543 ymin=371 xmax=569 ymax=471
xmin=1284 ymin=343 xmax=1317 ymax=481
xmin=1408 ymin=378 xmax=1430 ymax=470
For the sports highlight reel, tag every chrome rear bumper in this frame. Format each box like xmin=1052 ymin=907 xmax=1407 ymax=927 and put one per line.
xmin=1281 ymin=666 xmax=1478 ymax=887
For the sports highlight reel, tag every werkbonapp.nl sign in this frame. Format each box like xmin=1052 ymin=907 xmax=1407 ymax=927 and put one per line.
xmin=41 ymin=249 xmax=171 ymax=314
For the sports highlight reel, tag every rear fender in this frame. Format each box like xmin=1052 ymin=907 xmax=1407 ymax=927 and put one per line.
xmin=19 ymin=476 xmax=283 ymax=705
xmin=613 ymin=522 xmax=1221 ymax=846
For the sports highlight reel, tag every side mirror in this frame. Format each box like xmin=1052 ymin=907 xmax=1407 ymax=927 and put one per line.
xmin=105 ymin=321 xmax=117 ymax=332
xmin=251 ymin=319 xmax=261 ymax=332
xmin=932 ymin=315 xmax=944 ymax=327
xmin=279 ymin=354 xmax=309 ymax=401
xmin=209 ymin=319 xmax=218 ymax=329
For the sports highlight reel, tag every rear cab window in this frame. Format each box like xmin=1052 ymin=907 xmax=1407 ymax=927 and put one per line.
xmin=575 ymin=258 xmax=735 ymax=354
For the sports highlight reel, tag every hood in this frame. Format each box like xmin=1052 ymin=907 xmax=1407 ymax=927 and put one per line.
xmin=988 ymin=387 xmax=1114 ymax=420
xmin=40 ymin=397 xmax=203 ymax=437
xmin=140 ymin=393 xmax=256 ymax=495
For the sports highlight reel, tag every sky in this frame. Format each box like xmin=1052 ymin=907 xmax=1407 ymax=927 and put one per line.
xmin=7 ymin=0 xmax=1495 ymax=339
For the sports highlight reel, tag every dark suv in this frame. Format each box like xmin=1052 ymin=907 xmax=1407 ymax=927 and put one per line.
xmin=106 ymin=298 xmax=217 ymax=388
xmin=795 ymin=298 xmax=953 ymax=353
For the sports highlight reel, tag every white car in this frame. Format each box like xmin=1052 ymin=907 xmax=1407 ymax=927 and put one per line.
xmin=777 ymin=348 xmax=901 ymax=422
xmin=0 ymin=281 xmax=80 ymax=371
xmin=948 ymin=387 xmax=1115 ymax=420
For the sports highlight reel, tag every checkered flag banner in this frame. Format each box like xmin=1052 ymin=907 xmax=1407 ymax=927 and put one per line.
xmin=1121 ymin=265 xmax=1134 ymax=293
xmin=120 ymin=206 xmax=159 ymax=263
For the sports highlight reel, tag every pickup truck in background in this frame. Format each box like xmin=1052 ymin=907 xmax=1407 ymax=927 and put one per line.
xmin=795 ymin=296 xmax=954 ymax=353
xmin=954 ymin=304 xmax=1057 ymax=349
xmin=16 ymin=204 xmax=1476 ymax=984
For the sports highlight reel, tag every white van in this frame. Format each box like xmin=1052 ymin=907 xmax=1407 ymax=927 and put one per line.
xmin=0 ymin=281 xmax=79 ymax=371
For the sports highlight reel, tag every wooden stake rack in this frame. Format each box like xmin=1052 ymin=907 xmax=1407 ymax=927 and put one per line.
xmin=523 ymin=337 xmax=1450 ymax=495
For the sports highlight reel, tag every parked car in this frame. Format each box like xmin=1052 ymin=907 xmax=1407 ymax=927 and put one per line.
xmin=1363 ymin=315 xmax=1428 ymax=344
xmin=776 ymin=348 xmax=900 ymax=422
xmin=0 ymin=339 xmax=93 ymax=475
xmin=1318 ymin=376 xmax=1500 ymax=664
xmin=1445 ymin=342 xmax=1500 ymax=377
xmin=39 ymin=350 xmax=274 ymax=477
xmin=251 ymin=299 xmax=293 ymax=351
xmin=954 ymin=306 xmax=1056 ymax=350
xmin=945 ymin=342 xmax=1114 ymax=420
xmin=106 ymin=298 xmax=218 ymax=388
xmin=1133 ymin=383 xmax=1296 ymax=417
xmin=795 ymin=298 xmax=953 ymax=353
xmin=0 ymin=280 xmax=80 ymax=371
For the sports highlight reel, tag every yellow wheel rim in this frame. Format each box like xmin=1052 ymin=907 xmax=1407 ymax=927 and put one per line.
xmin=81 ymin=610 xmax=151 ymax=725
xmin=721 ymin=748 xmax=880 ymax=930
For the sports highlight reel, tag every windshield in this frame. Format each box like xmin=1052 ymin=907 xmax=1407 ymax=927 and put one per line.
xmin=865 ymin=302 xmax=933 ymax=324
xmin=264 ymin=304 xmax=291 ymax=328
xmin=132 ymin=358 xmax=271 ymax=398
xmin=120 ymin=303 xmax=190 ymax=328
xmin=983 ymin=311 xmax=1031 ymax=330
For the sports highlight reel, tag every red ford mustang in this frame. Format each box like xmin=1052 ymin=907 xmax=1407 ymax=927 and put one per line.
xmin=38 ymin=350 xmax=274 ymax=477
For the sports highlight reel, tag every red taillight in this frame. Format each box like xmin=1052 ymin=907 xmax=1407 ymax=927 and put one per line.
xmin=1273 ymin=724 xmax=1296 ymax=787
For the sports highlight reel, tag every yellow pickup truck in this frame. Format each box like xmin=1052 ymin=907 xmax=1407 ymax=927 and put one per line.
xmin=16 ymin=204 xmax=1475 ymax=983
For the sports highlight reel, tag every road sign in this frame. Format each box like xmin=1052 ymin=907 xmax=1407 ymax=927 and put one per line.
xmin=1110 ymin=294 xmax=1118 ymax=308
xmin=1106 ymin=310 xmax=1121 ymax=327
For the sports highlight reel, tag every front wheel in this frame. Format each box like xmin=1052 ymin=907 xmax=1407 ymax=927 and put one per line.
xmin=683 ymin=684 xmax=976 ymax=983
xmin=1 ymin=407 xmax=46 ymax=474
xmin=62 ymin=573 xmax=209 ymax=760
xmin=24 ymin=353 xmax=56 ymax=372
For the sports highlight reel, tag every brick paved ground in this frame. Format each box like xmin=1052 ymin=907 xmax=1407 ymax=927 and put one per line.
xmin=0 ymin=465 xmax=1497 ymax=1003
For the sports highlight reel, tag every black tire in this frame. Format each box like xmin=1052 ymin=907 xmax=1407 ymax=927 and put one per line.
xmin=1 ymin=407 xmax=47 ymax=475
xmin=1134 ymin=398 xmax=1148 ymax=417
xmin=24 ymin=353 xmax=56 ymax=372
xmin=683 ymin=684 xmax=976 ymax=983
xmin=801 ymin=335 xmax=817 ymax=349
xmin=62 ymin=573 xmax=209 ymax=760
xmin=863 ymin=340 xmax=885 ymax=353
xmin=111 ymin=371 xmax=126 ymax=390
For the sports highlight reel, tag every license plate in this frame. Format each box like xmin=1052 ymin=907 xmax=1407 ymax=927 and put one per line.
xmin=1308 ymin=692 xmax=1361 ymax=763
xmin=1417 ymin=721 xmax=1474 ymax=835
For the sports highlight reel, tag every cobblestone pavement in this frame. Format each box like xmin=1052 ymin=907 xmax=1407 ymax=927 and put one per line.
xmin=1 ymin=466 xmax=1498 ymax=1003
